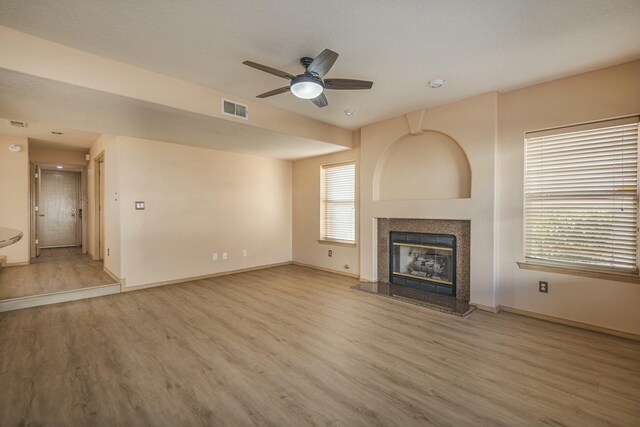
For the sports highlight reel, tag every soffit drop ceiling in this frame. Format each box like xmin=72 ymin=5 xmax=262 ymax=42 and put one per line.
xmin=1 ymin=0 xmax=639 ymax=131
xmin=0 ymin=69 xmax=345 ymax=160
xmin=0 ymin=118 xmax=99 ymax=151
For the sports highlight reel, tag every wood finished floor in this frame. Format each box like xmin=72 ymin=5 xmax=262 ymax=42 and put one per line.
xmin=0 ymin=264 xmax=638 ymax=426
xmin=0 ymin=250 xmax=115 ymax=300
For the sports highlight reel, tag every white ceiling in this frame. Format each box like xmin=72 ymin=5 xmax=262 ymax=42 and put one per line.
xmin=1 ymin=0 xmax=638 ymax=130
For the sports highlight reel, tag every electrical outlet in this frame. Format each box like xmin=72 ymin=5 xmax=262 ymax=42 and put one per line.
xmin=212 ymin=252 xmax=218 ymax=261
xmin=242 ymin=249 xmax=247 ymax=257
xmin=328 ymin=250 xmax=332 ymax=257
xmin=223 ymin=252 xmax=228 ymax=260
xmin=107 ymin=248 xmax=110 ymax=256
xmin=539 ymin=281 xmax=548 ymax=293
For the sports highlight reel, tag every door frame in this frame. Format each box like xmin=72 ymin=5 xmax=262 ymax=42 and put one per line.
xmin=30 ymin=162 xmax=88 ymax=257
xmin=94 ymin=152 xmax=105 ymax=261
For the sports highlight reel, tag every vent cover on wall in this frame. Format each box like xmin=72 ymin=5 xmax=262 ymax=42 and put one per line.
xmin=222 ymin=99 xmax=249 ymax=120
xmin=9 ymin=120 xmax=27 ymax=128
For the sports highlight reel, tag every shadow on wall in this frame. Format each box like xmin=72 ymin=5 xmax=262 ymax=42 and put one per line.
xmin=374 ymin=131 xmax=471 ymax=201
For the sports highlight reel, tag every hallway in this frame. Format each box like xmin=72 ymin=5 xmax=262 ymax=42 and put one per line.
xmin=0 ymin=249 xmax=115 ymax=300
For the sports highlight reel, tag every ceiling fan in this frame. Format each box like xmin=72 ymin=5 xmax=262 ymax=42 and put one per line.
xmin=243 ymin=49 xmax=373 ymax=108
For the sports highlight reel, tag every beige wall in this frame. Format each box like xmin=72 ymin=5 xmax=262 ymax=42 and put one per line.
xmin=497 ymin=60 xmax=640 ymax=335
xmin=0 ymin=135 xmax=30 ymax=264
xmin=90 ymin=135 xmax=292 ymax=288
xmin=359 ymin=93 xmax=499 ymax=307
xmin=292 ymin=146 xmax=360 ymax=276
xmin=377 ymin=131 xmax=471 ymax=200
xmin=29 ymin=146 xmax=87 ymax=166
xmin=291 ymin=61 xmax=639 ymax=335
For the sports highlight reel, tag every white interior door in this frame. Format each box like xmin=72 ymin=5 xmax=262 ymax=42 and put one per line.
xmin=39 ymin=171 xmax=81 ymax=248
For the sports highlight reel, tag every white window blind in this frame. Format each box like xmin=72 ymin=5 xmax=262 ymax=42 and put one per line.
xmin=321 ymin=162 xmax=355 ymax=242
xmin=524 ymin=118 xmax=639 ymax=273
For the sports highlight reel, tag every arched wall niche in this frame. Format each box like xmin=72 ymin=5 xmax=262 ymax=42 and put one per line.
xmin=374 ymin=130 xmax=471 ymax=201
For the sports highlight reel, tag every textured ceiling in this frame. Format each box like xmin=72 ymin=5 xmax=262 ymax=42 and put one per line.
xmin=0 ymin=69 xmax=345 ymax=160
xmin=0 ymin=0 xmax=639 ymax=130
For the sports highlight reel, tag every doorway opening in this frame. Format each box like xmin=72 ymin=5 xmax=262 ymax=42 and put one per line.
xmin=38 ymin=169 xmax=82 ymax=250
xmin=0 ymin=158 xmax=116 ymax=304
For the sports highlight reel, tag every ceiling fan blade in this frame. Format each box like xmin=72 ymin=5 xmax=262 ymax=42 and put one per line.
xmin=306 ymin=49 xmax=339 ymax=77
xmin=324 ymin=79 xmax=373 ymax=90
xmin=256 ymin=87 xmax=291 ymax=98
xmin=310 ymin=93 xmax=328 ymax=108
xmin=243 ymin=61 xmax=295 ymax=79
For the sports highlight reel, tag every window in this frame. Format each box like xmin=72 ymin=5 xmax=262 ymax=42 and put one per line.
xmin=524 ymin=117 xmax=639 ymax=273
xmin=321 ymin=162 xmax=355 ymax=243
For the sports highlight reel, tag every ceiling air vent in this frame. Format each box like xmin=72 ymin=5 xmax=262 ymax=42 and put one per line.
xmin=222 ymin=99 xmax=249 ymax=120
xmin=9 ymin=120 xmax=27 ymax=128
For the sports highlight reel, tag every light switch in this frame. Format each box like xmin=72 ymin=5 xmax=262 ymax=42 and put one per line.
xmin=135 ymin=201 xmax=145 ymax=210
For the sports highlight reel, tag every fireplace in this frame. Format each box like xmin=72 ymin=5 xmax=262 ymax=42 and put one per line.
xmin=352 ymin=218 xmax=472 ymax=316
xmin=390 ymin=232 xmax=456 ymax=296
xmin=377 ymin=218 xmax=470 ymax=303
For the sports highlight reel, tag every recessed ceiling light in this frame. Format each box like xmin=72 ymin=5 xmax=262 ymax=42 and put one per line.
xmin=8 ymin=144 xmax=22 ymax=152
xmin=56 ymin=165 xmax=63 ymax=169
xmin=51 ymin=131 xmax=64 ymax=135
xmin=429 ymin=79 xmax=445 ymax=89
xmin=343 ymin=108 xmax=356 ymax=116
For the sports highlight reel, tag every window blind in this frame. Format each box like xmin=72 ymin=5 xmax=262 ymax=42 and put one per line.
xmin=321 ymin=162 xmax=355 ymax=242
xmin=524 ymin=119 xmax=639 ymax=273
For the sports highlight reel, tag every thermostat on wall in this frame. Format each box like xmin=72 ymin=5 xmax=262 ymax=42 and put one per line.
xmin=135 ymin=201 xmax=145 ymax=210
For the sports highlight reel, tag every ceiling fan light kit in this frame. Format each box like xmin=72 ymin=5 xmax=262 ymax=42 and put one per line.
xmin=290 ymin=75 xmax=324 ymax=99
xmin=243 ymin=49 xmax=373 ymax=108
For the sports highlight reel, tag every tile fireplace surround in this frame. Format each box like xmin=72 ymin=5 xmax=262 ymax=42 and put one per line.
xmin=377 ymin=218 xmax=471 ymax=303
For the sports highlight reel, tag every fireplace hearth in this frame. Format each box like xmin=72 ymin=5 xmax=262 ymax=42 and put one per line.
xmin=353 ymin=218 xmax=473 ymax=316
xmin=390 ymin=231 xmax=456 ymax=297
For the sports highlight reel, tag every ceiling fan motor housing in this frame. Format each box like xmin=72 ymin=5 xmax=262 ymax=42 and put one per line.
xmin=300 ymin=56 xmax=315 ymax=70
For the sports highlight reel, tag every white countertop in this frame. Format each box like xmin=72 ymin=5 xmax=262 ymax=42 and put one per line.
xmin=0 ymin=227 xmax=23 ymax=249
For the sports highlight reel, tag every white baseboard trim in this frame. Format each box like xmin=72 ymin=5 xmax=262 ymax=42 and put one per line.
xmin=102 ymin=266 xmax=120 ymax=288
xmin=498 ymin=305 xmax=640 ymax=342
xmin=123 ymin=261 xmax=293 ymax=292
xmin=0 ymin=283 xmax=121 ymax=313
xmin=291 ymin=261 xmax=359 ymax=279
xmin=0 ymin=255 xmax=30 ymax=267
xmin=470 ymin=302 xmax=500 ymax=313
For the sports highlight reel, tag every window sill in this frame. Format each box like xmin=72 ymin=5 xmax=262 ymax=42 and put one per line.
xmin=517 ymin=262 xmax=640 ymax=284
xmin=317 ymin=239 xmax=357 ymax=247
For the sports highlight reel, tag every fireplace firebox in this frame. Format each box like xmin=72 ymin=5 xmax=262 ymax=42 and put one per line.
xmin=389 ymin=231 xmax=456 ymax=297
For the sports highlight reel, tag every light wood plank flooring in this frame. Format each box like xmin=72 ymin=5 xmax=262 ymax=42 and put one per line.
xmin=0 ymin=265 xmax=638 ymax=426
xmin=0 ymin=251 xmax=115 ymax=300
